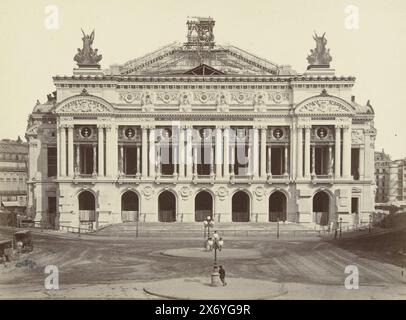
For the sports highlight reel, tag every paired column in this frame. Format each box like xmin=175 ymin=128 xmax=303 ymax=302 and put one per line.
xmin=141 ymin=126 xmax=148 ymax=178
xmin=260 ymin=126 xmax=267 ymax=179
xmin=67 ymin=125 xmax=74 ymax=177
xmin=304 ymin=125 xmax=311 ymax=178
xmin=252 ymin=127 xmax=259 ymax=178
xmin=284 ymin=145 xmax=288 ymax=176
xmin=311 ymin=146 xmax=315 ymax=176
xmin=267 ymin=146 xmax=272 ymax=176
xmin=342 ymin=125 xmax=351 ymax=179
xmin=149 ymin=127 xmax=156 ymax=178
xmin=59 ymin=125 xmax=66 ymax=177
xmin=178 ymin=126 xmax=185 ymax=178
xmin=186 ymin=126 xmax=193 ymax=178
xmin=92 ymin=145 xmax=97 ymax=175
xmin=223 ymin=127 xmax=230 ymax=179
xmin=215 ymin=127 xmax=222 ymax=179
xmin=296 ymin=126 xmax=303 ymax=179
xmin=334 ymin=126 xmax=341 ymax=178
xmin=97 ymin=125 xmax=104 ymax=177
xmin=56 ymin=125 xmax=61 ymax=177
xmin=75 ymin=144 xmax=80 ymax=175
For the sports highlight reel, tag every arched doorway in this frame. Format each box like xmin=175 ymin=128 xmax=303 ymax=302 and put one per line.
xmin=232 ymin=191 xmax=250 ymax=222
xmin=269 ymin=191 xmax=287 ymax=222
xmin=313 ymin=191 xmax=330 ymax=226
xmin=121 ymin=191 xmax=139 ymax=222
xmin=158 ymin=191 xmax=176 ymax=222
xmin=195 ymin=191 xmax=213 ymax=222
xmin=78 ymin=191 xmax=96 ymax=223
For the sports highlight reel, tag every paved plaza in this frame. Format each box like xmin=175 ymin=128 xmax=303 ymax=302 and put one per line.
xmin=0 ymin=226 xmax=405 ymax=299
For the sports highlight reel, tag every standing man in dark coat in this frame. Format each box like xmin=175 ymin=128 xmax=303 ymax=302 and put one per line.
xmin=219 ymin=265 xmax=227 ymax=286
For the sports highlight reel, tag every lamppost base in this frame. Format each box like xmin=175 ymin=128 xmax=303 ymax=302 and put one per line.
xmin=210 ymin=264 xmax=223 ymax=287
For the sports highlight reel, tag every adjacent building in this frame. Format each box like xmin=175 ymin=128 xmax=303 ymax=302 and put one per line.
xmin=375 ymin=150 xmax=406 ymax=204
xmin=26 ymin=18 xmax=376 ymax=230
xmin=0 ymin=137 xmax=28 ymax=213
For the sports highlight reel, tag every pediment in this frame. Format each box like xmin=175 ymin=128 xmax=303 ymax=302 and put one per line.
xmin=118 ymin=42 xmax=288 ymax=76
xmin=54 ymin=93 xmax=114 ymax=115
xmin=184 ymin=64 xmax=223 ymax=75
xmin=295 ymin=93 xmax=354 ymax=116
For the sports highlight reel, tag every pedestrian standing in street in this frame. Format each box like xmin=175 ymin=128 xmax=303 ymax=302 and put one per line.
xmin=219 ymin=265 xmax=227 ymax=286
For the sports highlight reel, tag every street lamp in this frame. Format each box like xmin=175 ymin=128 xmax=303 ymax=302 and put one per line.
xmin=339 ymin=217 xmax=343 ymax=239
xmin=206 ymin=230 xmax=224 ymax=287
xmin=203 ymin=216 xmax=214 ymax=240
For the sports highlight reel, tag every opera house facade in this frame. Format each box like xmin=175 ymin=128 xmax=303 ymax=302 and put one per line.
xmin=25 ymin=17 xmax=376 ymax=230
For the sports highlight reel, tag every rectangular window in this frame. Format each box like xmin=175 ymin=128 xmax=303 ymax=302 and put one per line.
xmin=351 ymin=148 xmax=360 ymax=180
xmin=47 ymin=147 xmax=57 ymax=177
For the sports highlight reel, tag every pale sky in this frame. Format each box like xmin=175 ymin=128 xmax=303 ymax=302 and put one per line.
xmin=0 ymin=0 xmax=405 ymax=159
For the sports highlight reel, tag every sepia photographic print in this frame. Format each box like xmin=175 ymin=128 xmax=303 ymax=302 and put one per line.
xmin=0 ymin=0 xmax=405 ymax=307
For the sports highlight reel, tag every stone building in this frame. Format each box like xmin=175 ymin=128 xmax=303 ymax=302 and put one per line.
xmin=26 ymin=18 xmax=376 ymax=229
xmin=374 ymin=149 xmax=392 ymax=203
xmin=0 ymin=137 xmax=28 ymax=213
xmin=375 ymin=150 xmax=406 ymax=204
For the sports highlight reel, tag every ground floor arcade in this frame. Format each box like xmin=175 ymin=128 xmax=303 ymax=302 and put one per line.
xmin=29 ymin=181 xmax=375 ymax=230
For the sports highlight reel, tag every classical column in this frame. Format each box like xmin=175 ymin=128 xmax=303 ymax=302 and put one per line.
xmin=230 ymin=146 xmax=235 ymax=176
xmin=56 ymin=126 xmax=60 ymax=177
xmin=267 ymin=146 xmax=272 ymax=177
xmin=136 ymin=146 xmax=141 ymax=175
xmin=92 ymin=144 xmax=97 ymax=176
xmin=328 ymin=145 xmax=333 ymax=176
xmin=215 ymin=127 xmax=222 ymax=179
xmin=304 ymin=125 xmax=311 ymax=178
xmin=119 ymin=145 xmax=124 ymax=174
xmin=156 ymin=142 xmax=161 ymax=177
xmin=290 ymin=125 xmax=296 ymax=179
xmin=223 ymin=127 xmax=230 ymax=179
xmin=359 ymin=145 xmax=365 ymax=179
xmin=342 ymin=125 xmax=351 ymax=179
xmin=186 ymin=126 xmax=193 ymax=178
xmin=75 ymin=144 xmax=80 ymax=175
xmin=173 ymin=146 xmax=178 ymax=177
xmin=149 ymin=126 xmax=156 ymax=178
xmin=59 ymin=126 xmax=66 ymax=177
xmin=311 ymin=146 xmax=316 ymax=177
xmin=260 ymin=126 xmax=267 ymax=179
xmin=106 ymin=125 xmax=118 ymax=178
xmin=334 ymin=126 xmax=341 ymax=178
xmin=142 ymin=126 xmax=148 ymax=178
xmin=284 ymin=145 xmax=288 ymax=176
xmin=296 ymin=126 xmax=303 ymax=179
xmin=247 ymin=145 xmax=252 ymax=176
xmin=67 ymin=125 xmax=74 ymax=177
xmin=97 ymin=125 xmax=104 ymax=177
xmin=210 ymin=145 xmax=215 ymax=177
xmin=178 ymin=126 xmax=185 ymax=178
xmin=193 ymin=146 xmax=198 ymax=177
xmin=252 ymin=127 xmax=259 ymax=178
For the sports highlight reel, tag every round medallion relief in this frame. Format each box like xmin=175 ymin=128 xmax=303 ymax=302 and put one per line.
xmin=273 ymin=128 xmax=284 ymax=139
xmin=80 ymin=127 xmax=92 ymax=138
xmin=316 ymin=127 xmax=328 ymax=139
xmin=125 ymin=128 xmax=136 ymax=139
